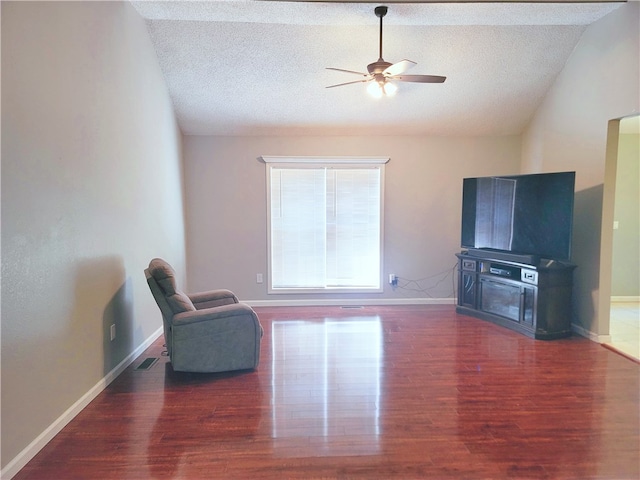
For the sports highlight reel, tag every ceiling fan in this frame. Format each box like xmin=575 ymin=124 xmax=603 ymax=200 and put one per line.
xmin=326 ymin=5 xmax=446 ymax=97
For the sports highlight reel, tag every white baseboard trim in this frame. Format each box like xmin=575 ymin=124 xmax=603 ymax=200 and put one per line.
xmin=571 ymin=323 xmax=611 ymax=344
xmin=1 ymin=326 xmax=164 ymax=480
xmin=245 ymin=297 xmax=455 ymax=307
xmin=611 ymin=296 xmax=640 ymax=303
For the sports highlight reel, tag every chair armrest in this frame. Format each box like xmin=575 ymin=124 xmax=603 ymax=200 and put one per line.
xmin=173 ymin=302 xmax=255 ymax=326
xmin=188 ymin=289 xmax=238 ymax=309
xmin=170 ymin=302 xmax=262 ymax=372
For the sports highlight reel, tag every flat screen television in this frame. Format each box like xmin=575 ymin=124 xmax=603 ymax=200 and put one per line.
xmin=461 ymin=171 xmax=575 ymax=263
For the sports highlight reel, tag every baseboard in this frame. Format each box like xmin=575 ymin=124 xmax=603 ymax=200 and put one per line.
xmin=1 ymin=326 xmax=164 ymax=480
xmin=611 ymin=296 xmax=640 ymax=303
xmin=601 ymin=343 xmax=640 ymax=364
xmin=571 ymin=323 xmax=611 ymax=344
xmin=245 ymin=297 xmax=456 ymax=307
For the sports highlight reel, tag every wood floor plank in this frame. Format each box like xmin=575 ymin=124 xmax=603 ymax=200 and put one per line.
xmin=14 ymin=306 xmax=640 ymax=479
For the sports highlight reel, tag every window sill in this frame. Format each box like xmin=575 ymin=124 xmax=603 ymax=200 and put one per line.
xmin=268 ymin=286 xmax=383 ymax=295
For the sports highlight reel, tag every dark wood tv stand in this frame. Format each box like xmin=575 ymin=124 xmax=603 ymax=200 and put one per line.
xmin=455 ymin=251 xmax=576 ymax=340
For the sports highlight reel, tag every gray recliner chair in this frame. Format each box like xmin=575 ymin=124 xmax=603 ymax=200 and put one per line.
xmin=145 ymin=258 xmax=262 ymax=373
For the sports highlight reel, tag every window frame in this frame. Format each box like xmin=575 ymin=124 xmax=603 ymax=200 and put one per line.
xmin=261 ymin=156 xmax=389 ymax=295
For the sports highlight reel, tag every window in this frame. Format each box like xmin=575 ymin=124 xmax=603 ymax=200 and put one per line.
xmin=262 ymin=156 xmax=388 ymax=293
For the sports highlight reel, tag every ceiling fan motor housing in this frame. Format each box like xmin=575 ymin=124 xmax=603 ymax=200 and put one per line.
xmin=367 ymin=60 xmax=392 ymax=75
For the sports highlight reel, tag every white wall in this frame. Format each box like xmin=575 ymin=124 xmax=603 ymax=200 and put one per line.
xmin=521 ymin=2 xmax=639 ymax=335
xmin=1 ymin=1 xmax=187 ymax=473
xmin=184 ymin=135 xmax=521 ymax=303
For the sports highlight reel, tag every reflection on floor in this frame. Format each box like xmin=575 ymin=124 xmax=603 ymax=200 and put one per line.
xmin=271 ymin=318 xmax=382 ymax=456
xmin=607 ymin=301 xmax=640 ymax=361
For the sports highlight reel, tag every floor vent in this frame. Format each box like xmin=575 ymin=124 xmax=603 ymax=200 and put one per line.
xmin=341 ymin=306 xmax=364 ymax=309
xmin=135 ymin=357 xmax=159 ymax=370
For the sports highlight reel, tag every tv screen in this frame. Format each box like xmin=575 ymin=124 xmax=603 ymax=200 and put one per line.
xmin=461 ymin=171 xmax=575 ymax=261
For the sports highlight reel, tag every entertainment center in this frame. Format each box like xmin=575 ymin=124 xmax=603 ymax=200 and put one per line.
xmin=456 ymin=250 xmax=575 ymax=339
xmin=456 ymin=171 xmax=576 ymax=340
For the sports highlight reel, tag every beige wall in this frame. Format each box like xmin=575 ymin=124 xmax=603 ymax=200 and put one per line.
xmin=521 ymin=2 xmax=639 ymax=335
xmin=611 ymin=131 xmax=640 ymax=296
xmin=183 ymin=135 xmax=521 ymax=302
xmin=1 ymin=1 xmax=187 ymax=472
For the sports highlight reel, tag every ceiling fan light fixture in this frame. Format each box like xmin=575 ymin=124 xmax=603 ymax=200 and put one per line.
xmin=367 ymin=79 xmax=397 ymax=98
xmin=383 ymin=81 xmax=397 ymax=96
xmin=367 ymin=81 xmax=383 ymax=98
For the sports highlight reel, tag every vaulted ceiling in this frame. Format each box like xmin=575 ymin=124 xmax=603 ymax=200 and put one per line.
xmin=131 ymin=1 xmax=623 ymax=136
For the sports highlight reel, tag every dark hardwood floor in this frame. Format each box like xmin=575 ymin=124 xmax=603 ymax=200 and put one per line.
xmin=15 ymin=306 xmax=640 ymax=479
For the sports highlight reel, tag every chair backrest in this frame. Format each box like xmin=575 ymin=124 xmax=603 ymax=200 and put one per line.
xmin=145 ymin=267 xmax=175 ymax=354
xmin=145 ymin=258 xmax=195 ymax=355
xmin=147 ymin=258 xmax=195 ymax=311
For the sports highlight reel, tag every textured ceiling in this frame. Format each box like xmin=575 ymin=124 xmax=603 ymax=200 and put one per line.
xmin=131 ymin=1 xmax=623 ymax=136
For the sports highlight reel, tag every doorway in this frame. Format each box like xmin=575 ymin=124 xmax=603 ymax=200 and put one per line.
xmin=600 ymin=114 xmax=639 ymax=361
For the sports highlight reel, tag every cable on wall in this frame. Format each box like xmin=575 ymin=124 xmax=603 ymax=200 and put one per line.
xmin=393 ymin=262 xmax=458 ymax=298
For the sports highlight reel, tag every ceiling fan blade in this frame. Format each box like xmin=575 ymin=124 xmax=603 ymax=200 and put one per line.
xmin=383 ymin=59 xmax=416 ymax=77
xmin=326 ymin=79 xmax=372 ymax=89
xmin=326 ymin=67 xmax=369 ymax=77
xmin=392 ymin=74 xmax=446 ymax=84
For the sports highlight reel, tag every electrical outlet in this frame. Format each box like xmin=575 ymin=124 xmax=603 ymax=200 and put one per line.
xmin=110 ymin=324 xmax=116 ymax=341
xmin=389 ymin=274 xmax=398 ymax=287
xmin=256 ymin=273 xmax=263 ymax=284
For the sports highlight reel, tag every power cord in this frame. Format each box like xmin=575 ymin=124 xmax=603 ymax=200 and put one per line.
xmin=393 ymin=262 xmax=458 ymax=298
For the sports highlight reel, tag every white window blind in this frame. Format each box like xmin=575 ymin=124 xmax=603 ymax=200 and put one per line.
xmin=263 ymin=157 xmax=387 ymax=293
